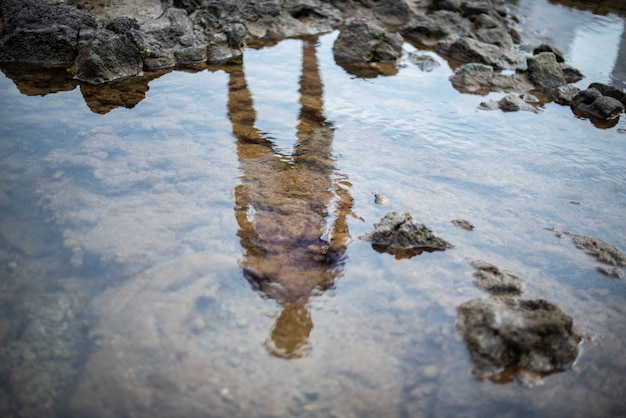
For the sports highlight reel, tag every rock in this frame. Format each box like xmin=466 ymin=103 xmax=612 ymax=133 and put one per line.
xmin=470 ymin=260 xmax=524 ymax=295
xmin=333 ymin=18 xmax=403 ymax=77
xmin=457 ymin=297 xmax=582 ymax=384
xmin=451 ymin=219 xmax=474 ymax=230
xmin=560 ymin=63 xmax=584 ymax=83
xmin=532 ymin=44 xmax=565 ymax=63
xmin=588 ymin=82 xmax=626 ymax=106
xmin=362 ymin=211 xmax=453 ymax=259
xmin=333 ymin=18 xmax=403 ymax=64
xmin=407 ymin=53 xmax=441 ymax=72
xmin=139 ymin=7 xmax=201 ymax=69
xmin=475 ymin=26 xmax=513 ymax=49
xmin=401 ymin=11 xmax=472 ymax=43
xmin=479 ymin=93 xmax=540 ymax=113
xmin=71 ymin=28 xmax=143 ymax=84
xmin=596 ymin=266 xmax=623 ymax=279
xmin=441 ymin=37 xmax=527 ymax=70
xmin=566 ymin=232 xmax=626 ymax=267
xmin=572 ymin=88 xmax=624 ymax=120
xmin=552 ymin=84 xmax=581 ymax=105
xmin=450 ymin=62 xmax=533 ymax=93
xmin=0 ymin=0 xmax=98 ymax=65
xmin=526 ymin=52 xmax=566 ymax=90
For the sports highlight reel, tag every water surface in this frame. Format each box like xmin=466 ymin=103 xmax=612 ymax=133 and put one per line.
xmin=1 ymin=1 xmax=626 ymax=417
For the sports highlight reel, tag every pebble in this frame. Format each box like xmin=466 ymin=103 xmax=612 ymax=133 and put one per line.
xmin=373 ymin=193 xmax=388 ymax=205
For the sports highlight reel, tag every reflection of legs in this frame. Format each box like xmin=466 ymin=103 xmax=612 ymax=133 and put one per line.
xmin=265 ymin=303 xmax=313 ymax=359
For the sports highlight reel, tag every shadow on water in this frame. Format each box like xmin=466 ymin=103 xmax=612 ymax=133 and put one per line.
xmin=227 ymin=38 xmax=352 ymax=359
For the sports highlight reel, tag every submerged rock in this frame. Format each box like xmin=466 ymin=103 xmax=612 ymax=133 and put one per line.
xmin=451 ymin=219 xmax=474 ymax=230
xmin=457 ymin=296 xmax=582 ymax=385
xmin=471 ymin=260 xmax=524 ymax=295
xmin=362 ymin=211 xmax=453 ymax=259
xmin=547 ymin=228 xmax=625 ymax=278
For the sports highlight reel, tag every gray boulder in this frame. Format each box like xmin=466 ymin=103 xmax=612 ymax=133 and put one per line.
xmin=527 ymin=52 xmax=566 ymax=90
xmin=457 ymin=296 xmax=582 ymax=384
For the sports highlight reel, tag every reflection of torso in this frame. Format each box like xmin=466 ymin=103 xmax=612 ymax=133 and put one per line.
xmin=228 ymin=39 xmax=352 ymax=358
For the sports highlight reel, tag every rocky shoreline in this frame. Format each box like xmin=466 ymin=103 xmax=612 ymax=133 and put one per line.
xmin=1 ymin=0 xmax=625 ymax=123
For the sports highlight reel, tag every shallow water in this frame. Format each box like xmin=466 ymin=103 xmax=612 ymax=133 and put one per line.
xmin=1 ymin=1 xmax=626 ymax=417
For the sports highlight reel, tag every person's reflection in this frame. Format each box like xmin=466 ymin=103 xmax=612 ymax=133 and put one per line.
xmin=226 ymin=38 xmax=352 ymax=359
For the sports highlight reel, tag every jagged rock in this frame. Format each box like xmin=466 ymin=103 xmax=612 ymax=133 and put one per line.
xmin=527 ymin=52 xmax=566 ymax=90
xmin=441 ymin=36 xmax=527 ymax=70
xmin=457 ymin=296 xmax=582 ymax=385
xmin=0 ymin=0 xmax=98 ymax=65
xmin=71 ymin=28 xmax=143 ymax=84
xmin=471 ymin=260 xmax=524 ymax=295
xmin=362 ymin=211 xmax=453 ymax=259
xmin=450 ymin=62 xmax=533 ymax=93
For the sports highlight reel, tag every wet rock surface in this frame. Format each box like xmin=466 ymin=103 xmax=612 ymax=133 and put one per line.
xmin=362 ymin=211 xmax=453 ymax=259
xmin=457 ymin=296 xmax=582 ymax=385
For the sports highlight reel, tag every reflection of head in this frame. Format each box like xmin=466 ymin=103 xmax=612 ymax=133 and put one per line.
xmin=227 ymin=39 xmax=352 ymax=359
xmin=265 ymin=302 xmax=313 ymax=359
